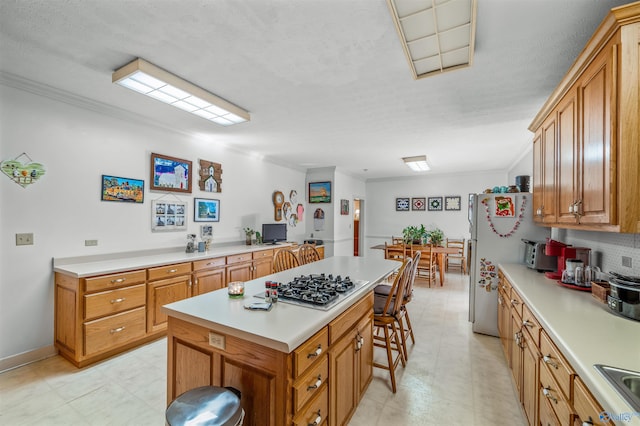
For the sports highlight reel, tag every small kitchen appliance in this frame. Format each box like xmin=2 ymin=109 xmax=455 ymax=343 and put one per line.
xmin=544 ymin=241 xmax=591 ymax=281
xmin=522 ymin=239 xmax=557 ymax=272
xmin=607 ymin=272 xmax=640 ymax=321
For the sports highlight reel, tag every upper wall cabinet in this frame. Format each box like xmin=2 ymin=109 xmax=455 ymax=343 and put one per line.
xmin=529 ymin=2 xmax=640 ymax=233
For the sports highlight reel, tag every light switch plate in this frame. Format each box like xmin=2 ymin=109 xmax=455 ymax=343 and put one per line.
xmin=622 ymin=256 xmax=632 ymax=268
xmin=208 ymin=332 xmax=225 ymax=350
xmin=85 ymin=240 xmax=98 ymax=246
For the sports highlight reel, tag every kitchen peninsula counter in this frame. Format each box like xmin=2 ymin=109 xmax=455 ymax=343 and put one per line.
xmin=162 ymin=256 xmax=399 ymax=425
xmin=500 ymin=263 xmax=640 ymax=424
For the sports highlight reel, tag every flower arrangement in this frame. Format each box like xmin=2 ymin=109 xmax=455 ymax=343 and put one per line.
xmin=243 ymin=227 xmax=255 ymax=245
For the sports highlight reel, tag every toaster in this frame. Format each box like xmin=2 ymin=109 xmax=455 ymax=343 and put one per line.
xmin=522 ymin=239 xmax=557 ymax=272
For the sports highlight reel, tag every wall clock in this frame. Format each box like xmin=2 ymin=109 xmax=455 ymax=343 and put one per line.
xmin=273 ymin=191 xmax=284 ymax=221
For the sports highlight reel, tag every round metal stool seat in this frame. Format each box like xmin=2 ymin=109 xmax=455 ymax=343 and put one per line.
xmin=166 ymin=386 xmax=244 ymax=426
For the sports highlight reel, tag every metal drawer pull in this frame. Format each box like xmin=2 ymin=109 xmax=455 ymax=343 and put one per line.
xmin=308 ymin=410 xmax=322 ymax=426
xmin=522 ymin=320 xmax=534 ymax=328
xmin=307 ymin=345 xmax=322 ymax=358
xmin=542 ymin=387 xmax=557 ymax=404
xmin=582 ymin=420 xmax=594 ymax=426
xmin=542 ymin=355 xmax=558 ymax=369
xmin=511 ymin=299 xmax=519 ymax=305
xmin=307 ymin=375 xmax=322 ymax=390
xmin=110 ymin=298 xmax=126 ymax=304
xmin=110 ymin=326 xmax=125 ymax=334
xmin=110 ymin=278 xmax=125 ymax=284
xmin=167 ymin=269 xmax=178 ymax=273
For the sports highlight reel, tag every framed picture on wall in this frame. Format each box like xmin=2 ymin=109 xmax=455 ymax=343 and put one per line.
xmin=309 ymin=181 xmax=331 ymax=203
xmin=101 ymin=175 xmax=144 ymax=203
xmin=428 ymin=197 xmax=443 ymax=211
xmin=150 ymin=153 xmax=192 ymax=193
xmin=340 ymin=199 xmax=349 ymax=215
xmin=151 ymin=199 xmax=187 ymax=231
xmin=396 ymin=197 xmax=410 ymax=211
xmin=194 ymin=198 xmax=220 ymax=222
xmin=411 ymin=197 xmax=426 ymax=211
xmin=444 ymin=196 xmax=462 ymax=211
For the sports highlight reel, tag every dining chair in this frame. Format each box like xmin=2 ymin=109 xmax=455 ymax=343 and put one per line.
xmin=297 ymin=243 xmax=321 ymax=265
xmin=446 ymin=238 xmax=466 ymax=274
xmin=391 ymin=236 xmax=404 ymax=245
xmin=372 ymin=257 xmax=412 ymax=393
xmin=374 ymin=250 xmax=419 ymax=362
xmin=272 ymin=248 xmax=300 ymax=273
xmin=411 ymin=244 xmax=437 ymax=287
xmin=384 ymin=242 xmax=407 ymax=262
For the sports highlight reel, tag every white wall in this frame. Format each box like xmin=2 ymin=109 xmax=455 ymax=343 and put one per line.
xmin=0 ymin=84 xmax=307 ymax=362
xmin=364 ymin=170 xmax=508 ymax=257
xmin=333 ymin=169 xmax=366 ymax=256
xmin=508 ymin=146 xmax=533 ymax=185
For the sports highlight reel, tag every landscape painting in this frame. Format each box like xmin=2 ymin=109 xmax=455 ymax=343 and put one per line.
xmin=101 ymin=175 xmax=144 ymax=203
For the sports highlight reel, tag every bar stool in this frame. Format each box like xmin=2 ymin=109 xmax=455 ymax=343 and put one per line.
xmin=166 ymin=386 xmax=244 ymax=426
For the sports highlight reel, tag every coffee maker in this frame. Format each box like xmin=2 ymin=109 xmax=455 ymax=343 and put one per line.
xmin=544 ymin=240 xmax=591 ymax=281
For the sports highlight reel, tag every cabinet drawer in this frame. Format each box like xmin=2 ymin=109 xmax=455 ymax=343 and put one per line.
xmin=293 ymin=356 xmax=328 ymax=412
xmin=539 ymin=361 xmax=572 ymax=426
xmin=540 ymin=331 xmax=573 ymax=399
xmin=509 ymin=288 xmax=524 ymax=318
xmin=84 ymin=284 xmax=145 ymax=321
xmin=252 ymin=249 xmax=273 ymax=259
xmin=294 ymin=327 xmax=329 ymax=378
xmin=147 ymin=262 xmax=191 ymax=281
xmin=539 ymin=391 xmax=561 ymax=426
xmin=84 ymin=307 xmax=146 ymax=356
xmin=522 ymin=304 xmax=542 ymax=347
xmin=193 ymin=257 xmax=225 ymax=271
xmin=573 ymin=376 xmax=613 ymax=425
xmin=84 ymin=270 xmax=146 ymax=293
xmin=329 ymin=292 xmax=373 ymax=344
xmin=226 ymin=253 xmax=252 ymax=265
xmin=292 ymin=384 xmax=328 ymax=426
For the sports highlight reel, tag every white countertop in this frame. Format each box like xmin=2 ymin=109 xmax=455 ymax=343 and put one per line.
xmin=161 ymin=256 xmax=400 ymax=353
xmin=53 ymin=243 xmax=296 ymax=277
xmin=500 ymin=264 xmax=640 ymax=424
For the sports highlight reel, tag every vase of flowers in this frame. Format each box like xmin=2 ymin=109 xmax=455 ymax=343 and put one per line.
xmin=243 ymin=228 xmax=255 ymax=245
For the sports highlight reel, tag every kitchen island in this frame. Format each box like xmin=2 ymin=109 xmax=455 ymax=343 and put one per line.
xmin=162 ymin=256 xmax=399 ymax=425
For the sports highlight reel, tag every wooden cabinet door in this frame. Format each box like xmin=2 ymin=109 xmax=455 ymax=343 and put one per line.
xmin=497 ymin=290 xmax=511 ymax=364
xmin=252 ymin=257 xmax=273 ymax=279
xmin=577 ymin=43 xmax=614 ymax=225
xmin=356 ymin=315 xmax=373 ymax=399
xmin=542 ymin=115 xmax=558 ymax=223
xmin=522 ymin=331 xmax=538 ymax=426
xmin=330 ymin=329 xmax=357 ymax=426
xmin=533 ymin=129 xmax=544 ymax=223
xmin=147 ymin=275 xmax=190 ymax=333
xmin=557 ymin=89 xmax=579 ymax=224
xmin=193 ymin=267 xmax=225 ymax=296
xmin=226 ymin=262 xmax=252 ymax=283
xmin=511 ymin=313 xmax=523 ymax=399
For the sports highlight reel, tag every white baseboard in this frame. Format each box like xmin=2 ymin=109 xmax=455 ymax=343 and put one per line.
xmin=0 ymin=345 xmax=58 ymax=373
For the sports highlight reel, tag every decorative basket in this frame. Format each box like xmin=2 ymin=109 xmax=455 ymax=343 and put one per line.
xmin=591 ymin=281 xmax=610 ymax=303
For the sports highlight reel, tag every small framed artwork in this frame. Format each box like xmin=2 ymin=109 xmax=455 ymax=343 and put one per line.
xmin=198 ymin=159 xmax=222 ymax=193
xmin=309 ymin=181 xmax=332 ymax=203
xmin=340 ymin=199 xmax=349 ymax=215
xmin=428 ymin=197 xmax=443 ymax=211
xmin=151 ymin=199 xmax=187 ymax=231
xmin=200 ymin=225 xmax=213 ymax=239
xmin=101 ymin=175 xmax=144 ymax=203
xmin=412 ymin=197 xmax=426 ymax=211
xmin=445 ymin=196 xmax=462 ymax=211
xmin=194 ymin=198 xmax=220 ymax=222
xmin=150 ymin=153 xmax=192 ymax=193
xmin=494 ymin=196 xmax=515 ymax=217
xmin=396 ymin=197 xmax=410 ymax=211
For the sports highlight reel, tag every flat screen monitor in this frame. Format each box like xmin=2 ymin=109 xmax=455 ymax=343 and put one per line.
xmin=262 ymin=223 xmax=287 ymax=245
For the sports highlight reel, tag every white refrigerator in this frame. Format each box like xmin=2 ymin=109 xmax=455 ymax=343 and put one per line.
xmin=468 ymin=193 xmax=550 ymax=336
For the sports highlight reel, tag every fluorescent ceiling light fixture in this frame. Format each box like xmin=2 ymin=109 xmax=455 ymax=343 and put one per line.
xmin=403 ymin=155 xmax=431 ymax=171
xmin=386 ymin=0 xmax=477 ymax=79
xmin=112 ymin=58 xmax=250 ymax=126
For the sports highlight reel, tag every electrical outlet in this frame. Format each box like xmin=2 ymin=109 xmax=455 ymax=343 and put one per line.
xmin=622 ymin=256 xmax=632 ymax=268
xmin=208 ymin=332 xmax=225 ymax=350
xmin=16 ymin=233 xmax=34 ymax=246
xmin=85 ymin=240 xmax=98 ymax=246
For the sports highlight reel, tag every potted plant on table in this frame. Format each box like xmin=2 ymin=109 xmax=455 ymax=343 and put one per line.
xmin=402 ymin=224 xmax=427 ymax=244
xmin=428 ymin=227 xmax=444 ymax=246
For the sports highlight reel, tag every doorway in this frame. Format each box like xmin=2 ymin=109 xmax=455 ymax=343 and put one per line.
xmin=353 ymin=199 xmax=362 ymax=256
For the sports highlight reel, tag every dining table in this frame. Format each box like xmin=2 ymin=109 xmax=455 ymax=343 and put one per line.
xmin=370 ymin=243 xmax=461 ymax=286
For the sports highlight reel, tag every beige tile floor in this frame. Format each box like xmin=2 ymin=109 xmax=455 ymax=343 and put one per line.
xmin=0 ymin=272 xmax=525 ymax=426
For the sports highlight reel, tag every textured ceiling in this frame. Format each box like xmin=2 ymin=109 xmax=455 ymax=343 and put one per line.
xmin=0 ymin=0 xmax=632 ymax=180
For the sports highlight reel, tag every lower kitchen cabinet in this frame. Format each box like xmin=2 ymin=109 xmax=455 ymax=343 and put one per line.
xmin=192 ymin=257 xmax=226 ymax=296
xmin=146 ymin=262 xmax=192 ymax=333
xmin=499 ymin=269 xmax=614 ymax=426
